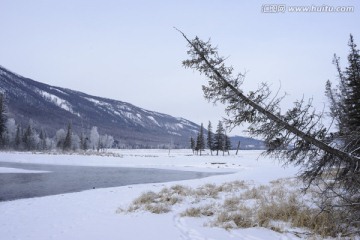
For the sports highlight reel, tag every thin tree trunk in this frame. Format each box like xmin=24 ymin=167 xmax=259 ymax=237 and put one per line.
xmin=236 ymin=141 xmax=241 ymax=155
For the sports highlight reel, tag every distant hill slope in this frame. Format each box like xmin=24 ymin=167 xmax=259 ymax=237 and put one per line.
xmin=0 ymin=66 xmax=201 ymax=148
xmin=230 ymin=136 xmax=266 ymax=150
xmin=0 ymin=65 xmax=265 ymax=149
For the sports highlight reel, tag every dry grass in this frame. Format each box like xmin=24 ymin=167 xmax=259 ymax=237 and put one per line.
xmin=144 ymin=203 xmax=171 ymax=214
xmin=212 ymin=181 xmax=347 ymax=237
xmin=256 ymin=193 xmax=344 ymax=237
xmin=118 ymin=179 xmax=352 ymax=237
xmin=213 ymin=203 xmax=255 ymax=229
xmin=180 ymin=204 xmax=215 ymax=218
xmin=240 ymin=187 xmax=264 ymax=200
xmin=120 ymin=186 xmax=187 ymax=214
xmin=194 ymin=184 xmax=220 ymax=199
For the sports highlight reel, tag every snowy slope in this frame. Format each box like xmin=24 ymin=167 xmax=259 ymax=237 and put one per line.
xmin=0 ymin=65 xmax=200 ymax=147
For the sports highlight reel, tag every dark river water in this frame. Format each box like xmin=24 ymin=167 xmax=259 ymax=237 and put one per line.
xmin=0 ymin=162 xmax=221 ymax=202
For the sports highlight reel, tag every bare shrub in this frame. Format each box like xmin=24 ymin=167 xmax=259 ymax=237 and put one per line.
xmin=257 ymin=193 xmax=300 ymax=226
xmin=181 ymin=204 xmax=215 ymax=218
xmin=121 ymin=184 xmax=192 ymax=214
xmin=214 ymin=206 xmax=254 ymax=229
xmin=195 ymin=183 xmax=220 ymax=198
xmin=217 ymin=181 xmax=248 ymax=192
xmin=144 ymin=203 xmax=171 ymax=214
xmin=133 ymin=191 xmax=158 ymax=205
xmin=223 ymin=196 xmax=242 ymax=212
xmin=181 ymin=207 xmax=202 ymax=217
xmin=240 ymin=187 xmax=263 ymax=200
xmin=169 ymin=185 xmax=192 ymax=196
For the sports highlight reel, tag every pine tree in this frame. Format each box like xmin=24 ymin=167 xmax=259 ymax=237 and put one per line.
xmin=344 ymin=34 xmax=360 ymax=133
xmin=225 ymin=134 xmax=232 ymax=155
xmin=207 ymin=121 xmax=214 ymax=155
xmin=190 ymin=136 xmax=195 ymax=154
xmin=23 ymin=125 xmax=33 ymax=151
xmin=15 ymin=125 xmax=22 ymax=150
xmin=63 ymin=123 xmax=72 ymax=151
xmin=325 ymin=54 xmax=348 ymax=135
xmin=39 ymin=130 xmax=46 ymax=150
xmin=326 ymin=35 xmax=360 ymax=154
xmin=197 ymin=123 xmax=205 ymax=155
xmin=214 ymin=121 xmax=224 ymax=155
xmin=0 ymin=93 xmax=6 ymax=148
xmin=194 ymin=134 xmax=200 ymax=154
xmin=80 ymin=132 xmax=88 ymax=151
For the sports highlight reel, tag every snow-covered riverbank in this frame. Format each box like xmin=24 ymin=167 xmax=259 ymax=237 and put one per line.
xmin=0 ymin=150 xmax=309 ymax=239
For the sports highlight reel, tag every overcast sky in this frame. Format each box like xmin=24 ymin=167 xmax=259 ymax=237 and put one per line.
xmin=0 ymin=0 xmax=359 ymax=135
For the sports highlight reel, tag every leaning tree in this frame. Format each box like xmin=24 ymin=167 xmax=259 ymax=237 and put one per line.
xmin=178 ymin=29 xmax=360 ymax=232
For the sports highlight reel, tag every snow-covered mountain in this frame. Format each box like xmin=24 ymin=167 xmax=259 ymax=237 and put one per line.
xmin=0 ymin=66 xmax=199 ymax=148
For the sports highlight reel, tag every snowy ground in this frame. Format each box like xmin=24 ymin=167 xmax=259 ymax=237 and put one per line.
xmin=0 ymin=149 xmax=324 ymax=240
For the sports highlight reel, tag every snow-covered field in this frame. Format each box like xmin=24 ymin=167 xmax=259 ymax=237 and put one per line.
xmin=0 ymin=149 xmax=330 ymax=240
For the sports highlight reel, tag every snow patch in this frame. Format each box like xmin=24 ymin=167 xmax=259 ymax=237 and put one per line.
xmin=39 ymin=90 xmax=74 ymax=113
xmin=147 ymin=116 xmax=161 ymax=127
xmin=84 ymin=97 xmax=102 ymax=105
xmin=50 ymin=87 xmax=68 ymax=95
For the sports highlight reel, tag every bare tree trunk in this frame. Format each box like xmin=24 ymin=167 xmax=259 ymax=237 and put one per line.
xmin=236 ymin=141 xmax=241 ymax=155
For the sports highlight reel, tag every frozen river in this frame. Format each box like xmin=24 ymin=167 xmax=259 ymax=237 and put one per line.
xmin=0 ymin=162 xmax=220 ymax=201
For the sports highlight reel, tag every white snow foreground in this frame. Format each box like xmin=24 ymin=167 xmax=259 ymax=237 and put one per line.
xmin=0 ymin=150 xmax=329 ymax=240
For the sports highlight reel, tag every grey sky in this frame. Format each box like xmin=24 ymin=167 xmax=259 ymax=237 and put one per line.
xmin=0 ymin=0 xmax=359 ymax=135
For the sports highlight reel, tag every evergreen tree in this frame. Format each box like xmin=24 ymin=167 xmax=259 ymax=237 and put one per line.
xmin=63 ymin=123 xmax=72 ymax=151
xmin=195 ymin=133 xmax=200 ymax=155
xmin=344 ymin=34 xmax=360 ymax=133
xmin=214 ymin=121 xmax=224 ymax=155
xmin=15 ymin=125 xmax=22 ymax=150
xmin=80 ymin=132 xmax=88 ymax=151
xmin=207 ymin=121 xmax=214 ymax=155
xmin=196 ymin=123 xmax=205 ymax=156
xmin=39 ymin=130 xmax=47 ymax=150
xmin=23 ymin=125 xmax=34 ymax=151
xmin=326 ymin=35 xmax=360 ymax=154
xmin=225 ymin=134 xmax=232 ymax=155
xmin=0 ymin=93 xmax=6 ymax=148
xmin=190 ymin=136 xmax=195 ymax=154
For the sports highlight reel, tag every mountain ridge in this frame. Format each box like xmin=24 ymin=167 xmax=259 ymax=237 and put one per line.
xmin=0 ymin=65 xmax=265 ymax=149
xmin=0 ymin=65 xmax=199 ymax=148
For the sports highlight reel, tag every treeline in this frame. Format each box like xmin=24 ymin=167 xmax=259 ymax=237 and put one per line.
xmin=0 ymin=95 xmax=114 ymax=152
xmin=190 ymin=121 xmax=231 ymax=155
